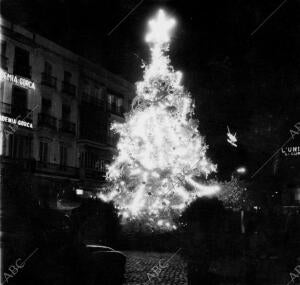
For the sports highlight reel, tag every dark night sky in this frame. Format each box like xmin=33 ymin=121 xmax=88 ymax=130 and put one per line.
xmin=2 ymin=0 xmax=300 ymax=177
xmin=3 ymin=0 xmax=300 ymax=81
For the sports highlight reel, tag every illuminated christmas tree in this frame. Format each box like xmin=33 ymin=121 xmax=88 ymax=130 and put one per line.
xmin=100 ymin=10 xmax=220 ymax=230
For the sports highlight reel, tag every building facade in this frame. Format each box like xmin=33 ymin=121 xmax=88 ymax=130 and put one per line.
xmin=0 ymin=19 xmax=133 ymax=203
xmin=280 ymin=134 xmax=300 ymax=209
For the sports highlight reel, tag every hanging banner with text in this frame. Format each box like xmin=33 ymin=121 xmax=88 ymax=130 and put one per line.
xmin=0 ymin=114 xmax=33 ymax=129
xmin=0 ymin=69 xmax=35 ymax=90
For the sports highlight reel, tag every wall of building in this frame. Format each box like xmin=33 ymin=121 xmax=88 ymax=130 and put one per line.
xmin=0 ymin=18 xmax=134 ymax=198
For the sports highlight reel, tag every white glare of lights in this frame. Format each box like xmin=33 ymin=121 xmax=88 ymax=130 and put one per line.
xmin=236 ymin=167 xmax=247 ymax=174
xmin=145 ymin=9 xmax=176 ymax=45
xmin=76 ymin=189 xmax=84 ymax=195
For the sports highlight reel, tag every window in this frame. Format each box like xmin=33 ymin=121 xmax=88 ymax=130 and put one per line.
xmin=11 ymin=87 xmax=28 ymax=117
xmin=80 ymin=150 xmax=106 ymax=172
xmin=1 ymin=130 xmax=8 ymax=155
xmin=42 ymin=98 xmax=51 ymax=114
xmin=79 ymin=101 xmax=108 ymax=142
xmin=64 ymin=71 xmax=72 ymax=83
xmin=95 ymin=160 xmax=106 ymax=172
xmin=94 ymin=86 xmax=103 ymax=99
xmin=1 ymin=41 xmax=7 ymax=55
xmin=39 ymin=141 xmax=48 ymax=162
xmin=60 ymin=144 xmax=68 ymax=166
xmin=62 ymin=104 xmax=70 ymax=120
xmin=296 ymin=188 xmax=300 ymax=204
xmin=116 ymin=97 xmax=123 ymax=113
xmin=83 ymin=80 xmax=90 ymax=95
xmin=1 ymin=42 xmax=7 ymax=70
xmin=108 ymin=128 xmax=118 ymax=146
xmin=107 ymin=94 xmax=123 ymax=114
xmin=42 ymin=61 xmax=57 ymax=88
xmin=0 ymin=82 xmax=4 ymax=101
xmin=14 ymin=47 xmax=30 ymax=78
xmin=44 ymin=61 xmax=52 ymax=75
xmin=107 ymin=94 xmax=114 ymax=111
xmin=108 ymin=94 xmax=114 ymax=105
xmin=117 ymin=97 xmax=123 ymax=107
xmin=14 ymin=47 xmax=29 ymax=65
xmin=7 ymin=134 xmax=32 ymax=159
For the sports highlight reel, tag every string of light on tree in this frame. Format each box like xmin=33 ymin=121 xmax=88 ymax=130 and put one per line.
xmin=99 ymin=9 xmax=221 ymax=230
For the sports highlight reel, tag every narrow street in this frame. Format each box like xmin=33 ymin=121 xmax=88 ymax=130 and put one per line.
xmin=124 ymin=251 xmax=188 ymax=285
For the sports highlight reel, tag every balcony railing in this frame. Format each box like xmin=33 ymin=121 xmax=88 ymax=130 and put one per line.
xmin=1 ymin=55 xmax=8 ymax=70
xmin=41 ymin=72 xmax=57 ymax=89
xmin=62 ymin=81 xmax=76 ymax=97
xmin=107 ymin=135 xmax=118 ymax=147
xmin=38 ymin=113 xmax=57 ymax=130
xmin=59 ymin=119 xmax=76 ymax=135
xmin=0 ymin=102 xmax=33 ymax=121
xmin=107 ymin=103 xmax=124 ymax=116
xmin=90 ymin=97 xmax=106 ymax=109
xmin=78 ymin=129 xmax=107 ymax=144
xmin=82 ymin=167 xmax=106 ymax=180
xmin=13 ymin=64 xmax=32 ymax=79
xmin=0 ymin=156 xmax=35 ymax=171
xmin=36 ymin=161 xmax=79 ymax=178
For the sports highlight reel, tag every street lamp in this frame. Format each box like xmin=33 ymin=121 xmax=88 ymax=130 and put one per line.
xmin=236 ymin=167 xmax=247 ymax=175
xmin=76 ymin=188 xmax=84 ymax=195
xmin=231 ymin=166 xmax=247 ymax=180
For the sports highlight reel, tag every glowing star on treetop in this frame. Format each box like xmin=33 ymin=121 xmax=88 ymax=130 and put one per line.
xmin=145 ymin=9 xmax=176 ymax=45
xmin=100 ymin=9 xmax=220 ymax=231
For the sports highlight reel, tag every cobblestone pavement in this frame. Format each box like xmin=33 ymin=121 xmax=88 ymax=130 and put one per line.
xmin=123 ymin=252 xmax=296 ymax=285
xmin=123 ymin=251 xmax=188 ymax=285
